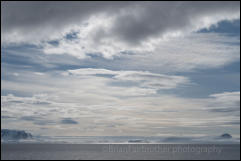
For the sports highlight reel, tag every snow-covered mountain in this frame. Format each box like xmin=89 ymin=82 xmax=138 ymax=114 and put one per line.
xmin=1 ymin=129 xmax=33 ymax=141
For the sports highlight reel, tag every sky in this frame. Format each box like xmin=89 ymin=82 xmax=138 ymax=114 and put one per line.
xmin=1 ymin=2 xmax=240 ymax=139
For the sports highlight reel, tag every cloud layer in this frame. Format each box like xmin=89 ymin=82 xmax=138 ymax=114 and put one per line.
xmin=1 ymin=68 xmax=240 ymax=136
xmin=67 ymin=68 xmax=190 ymax=90
xmin=2 ymin=1 xmax=240 ymax=45
xmin=1 ymin=88 xmax=240 ymax=137
xmin=2 ymin=2 xmax=240 ymax=73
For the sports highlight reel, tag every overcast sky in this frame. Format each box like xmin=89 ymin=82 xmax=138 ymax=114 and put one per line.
xmin=1 ymin=1 xmax=240 ymax=139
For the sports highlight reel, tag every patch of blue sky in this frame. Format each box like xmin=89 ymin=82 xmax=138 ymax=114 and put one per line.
xmin=198 ymin=19 xmax=240 ymax=35
xmin=47 ymin=40 xmax=59 ymax=46
xmin=1 ymin=89 xmax=34 ymax=97
xmin=65 ymin=31 xmax=79 ymax=40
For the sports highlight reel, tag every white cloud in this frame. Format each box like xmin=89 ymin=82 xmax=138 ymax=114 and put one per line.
xmin=210 ymin=91 xmax=240 ymax=102
xmin=42 ymin=31 xmax=240 ymax=72
xmin=127 ymin=33 xmax=240 ymax=72
xmin=34 ymin=72 xmax=45 ymax=76
xmin=67 ymin=68 xmax=190 ymax=90
xmin=208 ymin=92 xmax=240 ymax=112
xmin=13 ymin=73 xmax=19 ymax=77
xmin=27 ymin=31 xmax=238 ymax=78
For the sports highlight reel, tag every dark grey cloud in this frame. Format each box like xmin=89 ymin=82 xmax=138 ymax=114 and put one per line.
xmin=60 ymin=118 xmax=79 ymax=125
xmin=111 ymin=1 xmax=240 ymax=45
xmin=1 ymin=1 xmax=239 ymax=45
xmin=1 ymin=1 xmax=133 ymax=33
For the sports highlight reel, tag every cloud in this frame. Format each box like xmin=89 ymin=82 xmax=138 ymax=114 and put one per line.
xmin=12 ymin=73 xmax=19 ymax=77
xmin=67 ymin=68 xmax=190 ymax=90
xmin=208 ymin=91 xmax=240 ymax=113
xmin=60 ymin=118 xmax=79 ymax=125
xmin=2 ymin=68 xmax=189 ymax=99
xmin=210 ymin=108 xmax=239 ymax=113
xmin=210 ymin=91 xmax=240 ymax=102
xmin=2 ymin=2 xmax=240 ymax=73
xmin=1 ymin=93 xmax=52 ymax=105
xmin=1 ymin=1 xmax=133 ymax=45
xmin=110 ymin=1 xmax=240 ymax=45
xmin=20 ymin=116 xmax=56 ymax=126
xmin=1 ymin=116 xmax=15 ymax=119
xmin=2 ymin=2 xmax=239 ymax=46
xmin=39 ymin=31 xmax=241 ymax=72
xmin=2 ymin=32 xmax=239 ymax=76
xmin=20 ymin=116 xmax=38 ymax=121
xmin=1 ymin=86 xmax=240 ymax=137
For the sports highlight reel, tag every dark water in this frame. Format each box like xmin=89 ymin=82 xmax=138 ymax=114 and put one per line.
xmin=1 ymin=144 xmax=240 ymax=160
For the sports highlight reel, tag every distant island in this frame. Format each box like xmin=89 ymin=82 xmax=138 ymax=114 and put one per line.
xmin=220 ymin=133 xmax=232 ymax=139
xmin=1 ymin=129 xmax=33 ymax=141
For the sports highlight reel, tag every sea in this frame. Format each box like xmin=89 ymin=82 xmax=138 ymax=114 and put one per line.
xmin=1 ymin=143 xmax=240 ymax=160
xmin=1 ymin=136 xmax=240 ymax=160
